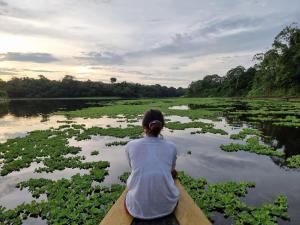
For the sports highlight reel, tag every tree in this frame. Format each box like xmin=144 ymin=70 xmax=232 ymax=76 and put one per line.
xmin=1 ymin=76 xmax=183 ymax=98
xmin=110 ymin=77 xmax=117 ymax=83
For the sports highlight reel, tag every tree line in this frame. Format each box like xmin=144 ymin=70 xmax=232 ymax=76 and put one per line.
xmin=0 ymin=75 xmax=185 ymax=98
xmin=188 ymin=24 xmax=300 ymax=97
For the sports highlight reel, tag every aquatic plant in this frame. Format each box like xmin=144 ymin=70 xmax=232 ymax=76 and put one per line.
xmin=76 ymin=126 xmax=143 ymax=141
xmin=119 ymin=171 xmax=130 ymax=183
xmin=91 ymin=150 xmax=99 ymax=155
xmin=286 ymin=155 xmax=300 ymax=168
xmin=105 ymin=141 xmax=129 ymax=147
xmin=1 ymin=166 xmax=124 ymax=225
xmin=166 ymin=121 xmax=227 ymax=135
xmin=0 ymin=122 xmax=113 ymax=175
xmin=57 ymin=120 xmax=75 ymax=124
xmin=178 ymin=172 xmax=289 ymax=224
xmin=220 ymin=136 xmax=284 ymax=157
xmin=0 ymin=127 xmax=82 ymax=176
xmin=57 ymin=98 xmax=233 ymax=121
xmin=230 ymin=128 xmax=262 ymax=140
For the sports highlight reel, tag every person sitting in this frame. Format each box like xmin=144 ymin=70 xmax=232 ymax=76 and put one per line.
xmin=124 ymin=109 xmax=180 ymax=220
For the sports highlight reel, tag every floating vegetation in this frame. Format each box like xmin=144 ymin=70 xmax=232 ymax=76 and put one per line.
xmin=91 ymin=150 xmax=99 ymax=155
xmin=71 ymin=124 xmax=86 ymax=130
xmin=227 ymin=100 xmax=300 ymax=128
xmin=166 ymin=121 xmax=211 ymax=130
xmin=1 ymin=167 xmax=124 ymax=225
xmin=230 ymin=128 xmax=262 ymax=140
xmin=105 ymin=141 xmax=129 ymax=147
xmin=220 ymin=136 xmax=284 ymax=157
xmin=76 ymin=126 xmax=143 ymax=141
xmin=119 ymin=171 xmax=130 ymax=183
xmin=35 ymin=156 xmax=109 ymax=173
xmin=0 ymin=127 xmax=81 ymax=176
xmin=286 ymin=155 xmax=300 ymax=168
xmin=178 ymin=172 xmax=289 ymax=224
xmin=165 ymin=121 xmax=227 ymax=135
xmin=57 ymin=98 xmax=232 ymax=121
xmin=0 ymin=122 xmax=121 ymax=176
xmin=57 ymin=120 xmax=75 ymax=124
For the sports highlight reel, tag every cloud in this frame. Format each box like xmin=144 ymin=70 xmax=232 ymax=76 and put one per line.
xmin=23 ymin=69 xmax=61 ymax=73
xmin=0 ymin=0 xmax=299 ymax=86
xmin=75 ymin=51 xmax=124 ymax=65
xmin=0 ymin=52 xmax=58 ymax=63
xmin=0 ymin=0 xmax=7 ymax=7
xmin=0 ymin=67 xmax=18 ymax=76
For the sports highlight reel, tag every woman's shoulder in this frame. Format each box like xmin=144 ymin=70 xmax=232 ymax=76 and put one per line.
xmin=162 ymin=139 xmax=176 ymax=148
xmin=126 ymin=138 xmax=144 ymax=148
xmin=126 ymin=137 xmax=176 ymax=148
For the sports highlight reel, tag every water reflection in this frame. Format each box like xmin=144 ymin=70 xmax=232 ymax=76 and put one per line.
xmin=0 ymin=99 xmax=114 ymax=118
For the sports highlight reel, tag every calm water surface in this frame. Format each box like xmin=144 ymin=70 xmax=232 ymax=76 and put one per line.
xmin=0 ymin=99 xmax=299 ymax=225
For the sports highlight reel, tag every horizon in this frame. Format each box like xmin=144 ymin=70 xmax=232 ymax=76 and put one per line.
xmin=0 ymin=0 xmax=300 ymax=88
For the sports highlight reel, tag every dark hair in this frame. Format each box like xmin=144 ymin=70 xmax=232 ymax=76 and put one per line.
xmin=142 ymin=109 xmax=165 ymax=137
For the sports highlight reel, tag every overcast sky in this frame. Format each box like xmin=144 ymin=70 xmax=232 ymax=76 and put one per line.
xmin=0 ymin=0 xmax=299 ymax=87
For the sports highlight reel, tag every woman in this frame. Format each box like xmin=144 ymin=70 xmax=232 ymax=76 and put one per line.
xmin=125 ymin=109 xmax=180 ymax=219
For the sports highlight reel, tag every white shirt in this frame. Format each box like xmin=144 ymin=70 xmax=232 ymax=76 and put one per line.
xmin=125 ymin=136 xmax=180 ymax=219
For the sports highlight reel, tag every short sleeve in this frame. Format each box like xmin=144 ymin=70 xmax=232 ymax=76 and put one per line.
xmin=125 ymin=143 xmax=131 ymax=169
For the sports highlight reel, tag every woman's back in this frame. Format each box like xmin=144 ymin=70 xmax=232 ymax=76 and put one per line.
xmin=125 ymin=136 xmax=180 ymax=219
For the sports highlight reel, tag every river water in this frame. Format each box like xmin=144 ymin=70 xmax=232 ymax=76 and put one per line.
xmin=0 ymin=99 xmax=299 ymax=225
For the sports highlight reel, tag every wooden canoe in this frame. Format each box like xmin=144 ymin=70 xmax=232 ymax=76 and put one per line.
xmin=99 ymin=179 xmax=212 ymax=225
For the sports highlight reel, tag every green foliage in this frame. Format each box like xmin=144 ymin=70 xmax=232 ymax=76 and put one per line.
xmin=178 ymin=172 xmax=289 ymax=224
xmin=0 ymin=123 xmax=113 ymax=176
xmin=251 ymin=24 xmax=300 ymax=96
xmin=76 ymin=126 xmax=143 ymax=140
xmin=59 ymin=98 xmax=229 ymax=121
xmin=2 ymin=76 xmax=185 ymax=98
xmin=187 ymin=24 xmax=300 ymax=97
xmin=0 ymin=89 xmax=8 ymax=98
xmin=286 ymin=155 xmax=300 ymax=168
xmin=105 ymin=141 xmax=129 ymax=147
xmin=227 ymin=99 xmax=300 ymax=128
xmin=0 ymin=127 xmax=81 ymax=176
xmin=119 ymin=171 xmax=130 ymax=183
xmin=35 ymin=157 xmax=109 ymax=173
xmin=230 ymin=128 xmax=262 ymax=140
xmin=91 ymin=150 xmax=99 ymax=155
xmin=220 ymin=136 xmax=284 ymax=157
xmin=1 ymin=168 xmax=124 ymax=225
xmin=166 ymin=121 xmax=227 ymax=135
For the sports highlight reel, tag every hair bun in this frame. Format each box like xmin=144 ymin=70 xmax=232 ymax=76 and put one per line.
xmin=149 ymin=120 xmax=162 ymax=130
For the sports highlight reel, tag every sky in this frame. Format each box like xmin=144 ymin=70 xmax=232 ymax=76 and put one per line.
xmin=0 ymin=0 xmax=299 ymax=87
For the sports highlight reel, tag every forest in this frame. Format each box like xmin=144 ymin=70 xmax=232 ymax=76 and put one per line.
xmin=188 ymin=24 xmax=300 ymax=97
xmin=0 ymin=75 xmax=184 ymax=98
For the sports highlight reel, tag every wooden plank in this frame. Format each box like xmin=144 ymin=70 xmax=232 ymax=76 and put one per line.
xmin=99 ymin=180 xmax=212 ymax=225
